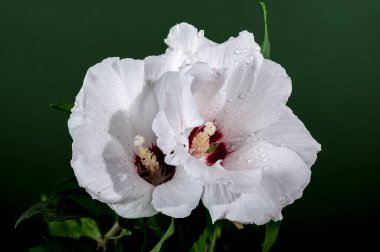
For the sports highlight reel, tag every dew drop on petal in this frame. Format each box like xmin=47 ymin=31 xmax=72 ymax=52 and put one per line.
xmin=234 ymin=47 xmax=242 ymax=55
xmin=246 ymin=55 xmax=254 ymax=64
xmin=281 ymin=143 xmax=287 ymax=147
xmin=238 ymin=93 xmax=247 ymax=99
xmin=247 ymin=159 xmax=253 ymax=163
xmin=240 ymin=67 xmax=246 ymax=71
xmin=227 ymin=98 xmax=233 ymax=102
xmin=279 ymin=195 xmax=286 ymax=203
xmin=233 ymin=61 xmax=239 ymax=66
xmin=261 ymin=158 xmax=268 ymax=162
xmin=243 ymin=47 xmax=248 ymax=53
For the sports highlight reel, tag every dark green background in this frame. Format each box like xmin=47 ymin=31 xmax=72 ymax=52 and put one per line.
xmin=1 ymin=0 xmax=379 ymax=250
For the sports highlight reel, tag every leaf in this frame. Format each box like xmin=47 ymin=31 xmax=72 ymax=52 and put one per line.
xmin=15 ymin=201 xmax=47 ymax=228
xmin=48 ymin=217 xmax=102 ymax=241
xmin=49 ymin=102 xmax=73 ymax=114
xmin=260 ymin=2 xmax=271 ymax=59
xmin=261 ymin=221 xmax=281 ymax=252
xmin=15 ymin=177 xmax=115 ymax=228
xmin=150 ymin=218 xmax=174 ymax=252
xmin=190 ymin=228 xmax=208 ymax=252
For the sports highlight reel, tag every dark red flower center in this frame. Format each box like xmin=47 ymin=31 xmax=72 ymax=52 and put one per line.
xmin=134 ymin=145 xmax=175 ymax=186
xmin=188 ymin=122 xmax=230 ymax=166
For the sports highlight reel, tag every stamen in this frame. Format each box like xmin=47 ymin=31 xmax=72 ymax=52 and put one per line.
xmin=190 ymin=122 xmax=217 ymax=157
xmin=138 ymin=147 xmax=159 ymax=173
xmin=134 ymin=135 xmax=159 ymax=173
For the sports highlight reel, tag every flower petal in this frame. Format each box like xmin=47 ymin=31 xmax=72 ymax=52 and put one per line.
xmin=109 ymin=182 xmax=157 ymax=218
xmin=184 ymin=155 xmax=262 ymax=193
xmin=187 ymin=63 xmax=227 ymax=119
xmin=204 ymin=142 xmax=311 ymax=224
xmin=152 ymin=71 xmax=204 ymax=153
xmin=69 ymin=57 xmax=159 ymax=204
xmin=165 ymin=23 xmax=212 ymax=54
xmin=251 ymin=107 xmax=321 ymax=166
xmin=152 ymin=167 xmax=203 ymax=218
xmin=144 ymin=50 xmax=186 ymax=82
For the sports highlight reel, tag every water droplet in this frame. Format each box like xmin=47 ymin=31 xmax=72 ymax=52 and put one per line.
xmin=238 ymin=93 xmax=247 ymax=99
xmin=247 ymin=159 xmax=253 ymax=163
xmin=243 ymin=47 xmax=248 ymax=53
xmin=234 ymin=47 xmax=242 ymax=55
xmin=261 ymin=158 xmax=268 ymax=162
xmin=224 ymin=109 xmax=229 ymax=113
xmin=246 ymin=55 xmax=254 ymax=64
xmin=267 ymin=145 xmax=272 ymax=149
xmin=240 ymin=67 xmax=245 ymax=71
xmin=250 ymin=132 xmax=256 ymax=137
xmin=162 ymin=55 xmax=167 ymax=59
xmin=227 ymin=98 xmax=233 ymax=102
xmin=281 ymin=143 xmax=287 ymax=147
xmin=233 ymin=61 xmax=239 ymax=66
xmin=110 ymin=102 xmax=114 ymax=106
xmin=259 ymin=154 xmax=266 ymax=158
xmin=279 ymin=195 xmax=286 ymax=203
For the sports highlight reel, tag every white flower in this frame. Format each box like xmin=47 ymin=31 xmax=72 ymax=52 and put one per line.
xmin=153 ymin=23 xmax=321 ymax=225
xmin=68 ymin=57 xmax=203 ymax=218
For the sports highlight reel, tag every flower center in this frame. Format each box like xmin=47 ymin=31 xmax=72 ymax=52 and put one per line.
xmin=133 ymin=135 xmax=175 ymax=186
xmin=188 ymin=122 xmax=230 ymax=166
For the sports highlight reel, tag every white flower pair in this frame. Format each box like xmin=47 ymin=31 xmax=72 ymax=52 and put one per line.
xmin=68 ymin=23 xmax=320 ymax=225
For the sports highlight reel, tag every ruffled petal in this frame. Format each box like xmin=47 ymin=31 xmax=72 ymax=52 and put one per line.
xmin=165 ymin=23 xmax=213 ymax=54
xmin=184 ymin=155 xmax=262 ymax=194
xmin=69 ymin=57 xmax=159 ymax=205
xmin=249 ymin=107 xmax=321 ymax=166
xmin=187 ymin=63 xmax=227 ymax=120
xmin=109 ymin=182 xmax=157 ymax=218
xmin=152 ymin=167 xmax=203 ymax=218
xmin=144 ymin=50 xmax=186 ymax=82
xmin=152 ymin=71 xmax=204 ymax=153
xmin=204 ymin=142 xmax=311 ymax=224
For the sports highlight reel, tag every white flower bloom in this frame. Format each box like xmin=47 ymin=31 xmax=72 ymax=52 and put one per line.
xmin=153 ymin=23 xmax=321 ymax=225
xmin=68 ymin=57 xmax=203 ymax=218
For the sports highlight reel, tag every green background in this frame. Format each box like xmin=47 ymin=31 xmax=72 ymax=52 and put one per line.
xmin=1 ymin=0 xmax=379 ymax=250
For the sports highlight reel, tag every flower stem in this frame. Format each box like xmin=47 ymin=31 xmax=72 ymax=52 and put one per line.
xmin=97 ymin=222 xmax=122 ymax=251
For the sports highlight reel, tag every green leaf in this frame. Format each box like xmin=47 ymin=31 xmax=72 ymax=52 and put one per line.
xmin=261 ymin=221 xmax=281 ymax=252
xmin=48 ymin=217 xmax=102 ymax=241
xmin=190 ymin=228 xmax=208 ymax=252
xmin=49 ymin=102 xmax=73 ymax=114
xmin=28 ymin=237 xmax=95 ymax=252
xmin=260 ymin=2 xmax=271 ymax=59
xmin=15 ymin=201 xmax=47 ymax=228
xmin=150 ymin=218 xmax=174 ymax=252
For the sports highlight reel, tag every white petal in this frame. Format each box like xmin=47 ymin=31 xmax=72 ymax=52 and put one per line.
xmin=153 ymin=71 xmax=204 ymax=137
xmin=165 ymin=23 xmax=207 ymax=54
xmin=109 ymin=182 xmax=157 ymax=218
xmin=218 ymin=58 xmax=291 ymax=141
xmin=184 ymin=155 xmax=262 ymax=193
xmin=152 ymin=111 xmax=178 ymax=154
xmin=187 ymin=63 xmax=227 ymax=119
xmin=204 ymin=142 xmax=311 ymax=225
xmin=202 ymin=184 xmax=241 ymax=221
xmin=69 ymin=57 xmax=159 ymax=205
xmin=252 ymin=107 xmax=321 ymax=166
xmin=152 ymin=167 xmax=203 ymax=218
xmin=144 ymin=50 xmax=186 ymax=82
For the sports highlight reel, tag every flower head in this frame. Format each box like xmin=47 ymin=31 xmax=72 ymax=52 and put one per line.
xmin=153 ymin=23 xmax=321 ymax=225
xmin=68 ymin=57 xmax=203 ymax=218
